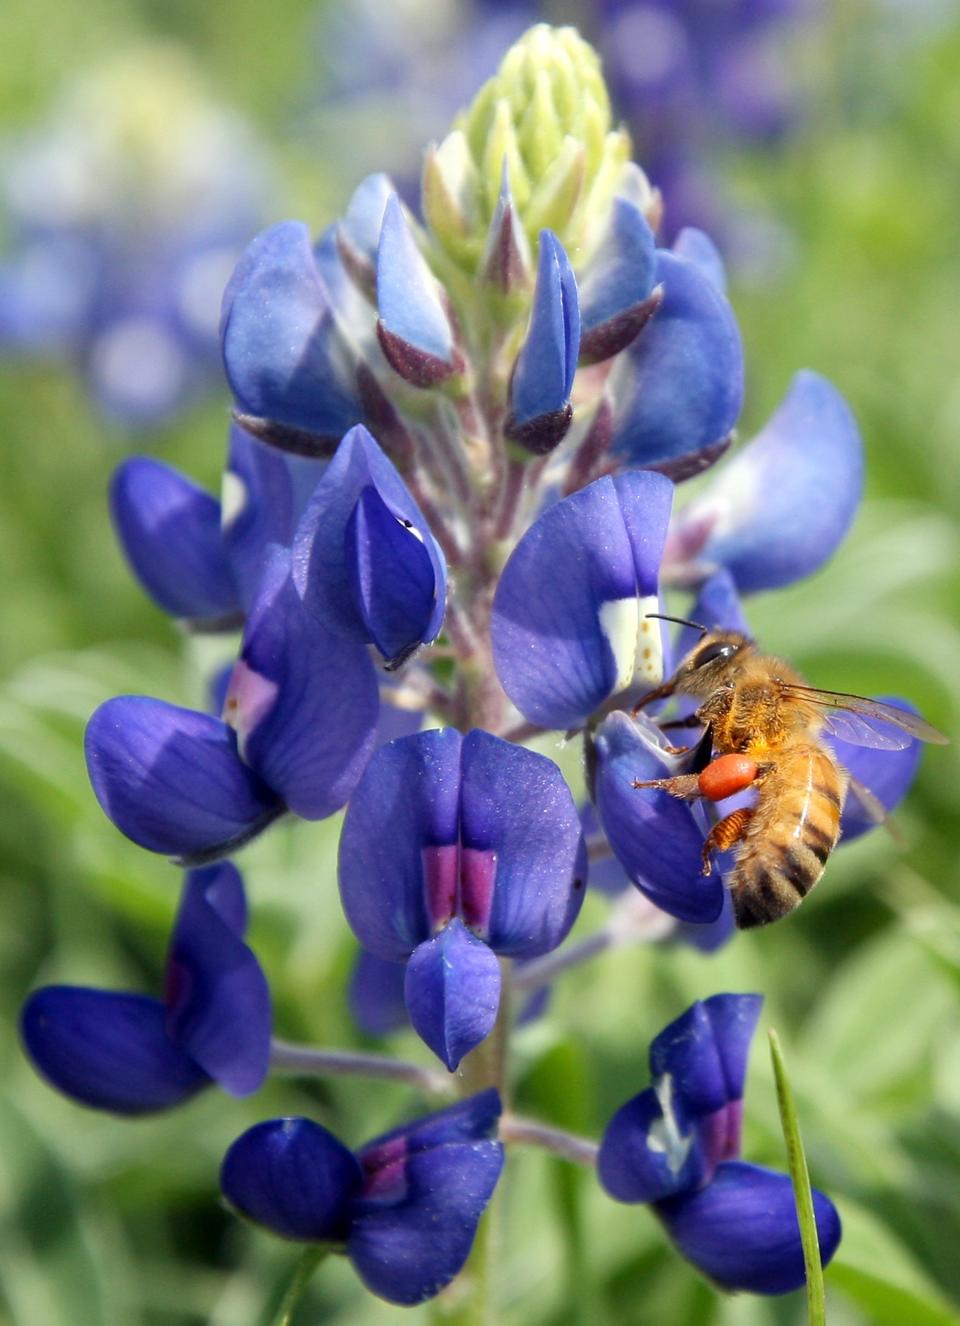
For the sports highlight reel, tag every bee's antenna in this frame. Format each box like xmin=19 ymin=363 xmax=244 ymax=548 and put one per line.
xmin=644 ymin=612 xmax=707 ymax=635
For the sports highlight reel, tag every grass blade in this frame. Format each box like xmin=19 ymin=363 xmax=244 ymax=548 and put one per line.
xmin=768 ymin=1028 xmax=827 ymax=1326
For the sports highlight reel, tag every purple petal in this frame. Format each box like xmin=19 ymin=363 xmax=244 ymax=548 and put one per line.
xmin=359 ymin=1089 xmax=502 ymax=1161
xmin=592 ymin=711 xmax=724 ymax=923
xmin=21 ymin=988 xmax=207 ymax=1114
xmin=509 ymin=230 xmax=580 ymax=427
xmin=376 ymin=195 xmax=456 ymax=384
xmin=672 ymin=228 xmax=727 ymax=295
xmin=346 ymin=484 xmax=442 ymax=666
xmin=404 ymin=920 xmax=501 ymax=1071
xmin=461 ymin=730 xmax=586 ymax=957
xmin=338 ymin=172 xmax=394 ymax=285
xmin=221 ymin=220 xmax=362 ymax=437
xmin=292 ymin=424 xmax=446 ymax=651
xmin=479 ymin=163 xmax=532 ymax=294
xmin=675 ymin=569 xmax=751 ymax=661
xmin=164 ymin=865 xmax=271 ymax=1096
xmin=227 ymin=546 xmax=379 ymax=819
xmin=675 ymin=370 xmax=863 ymax=591
xmin=349 ymin=1112 xmax=503 ymax=1305
xmin=610 ymin=249 xmax=743 ymax=471
xmin=598 ymin=1084 xmax=707 ymax=1204
xmin=339 ymin=728 xmax=463 ymax=959
xmin=579 ymin=199 xmax=656 ymax=358
xmin=85 ymin=697 xmax=283 ymax=860
xmin=649 ymin=994 xmax=762 ymax=1114
xmin=348 ymin=949 xmax=409 ymax=1037
xmin=491 ymin=471 xmax=674 ymax=729
xmin=221 ymin=1117 xmax=361 ymax=1241
xmin=221 ymin=424 xmax=326 ymax=609
xmin=110 ymin=458 xmax=238 ymax=623
xmin=657 ymin=1161 xmax=842 ymax=1294
xmin=830 ymin=697 xmax=923 ymax=842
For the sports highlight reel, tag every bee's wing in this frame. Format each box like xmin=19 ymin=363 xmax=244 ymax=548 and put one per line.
xmin=778 ymin=685 xmax=948 ymax=750
xmin=843 ymin=772 xmax=904 ymax=843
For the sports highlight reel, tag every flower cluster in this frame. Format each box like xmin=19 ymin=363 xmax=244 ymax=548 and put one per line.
xmin=0 ymin=46 xmax=270 ymax=426
xmin=20 ymin=22 xmax=933 ymax=1314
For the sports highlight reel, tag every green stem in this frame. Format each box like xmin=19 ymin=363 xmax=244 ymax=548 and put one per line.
xmin=768 ymin=1029 xmax=827 ymax=1326
xmin=269 ymin=1246 xmax=330 ymax=1326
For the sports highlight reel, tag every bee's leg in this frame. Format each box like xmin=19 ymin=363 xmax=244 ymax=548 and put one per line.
xmin=655 ymin=714 xmax=707 ymax=756
xmin=632 ymin=774 xmax=702 ymax=799
xmin=701 ymin=808 xmax=754 ymax=876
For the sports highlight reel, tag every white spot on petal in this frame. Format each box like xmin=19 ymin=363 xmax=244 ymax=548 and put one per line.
xmin=222 ymin=659 xmax=278 ymax=760
xmin=598 ymin=597 xmax=641 ymax=694
xmin=220 ymin=470 xmax=247 ymax=530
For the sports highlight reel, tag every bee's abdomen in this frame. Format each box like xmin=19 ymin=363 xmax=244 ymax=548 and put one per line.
xmin=731 ymin=747 xmax=844 ymax=929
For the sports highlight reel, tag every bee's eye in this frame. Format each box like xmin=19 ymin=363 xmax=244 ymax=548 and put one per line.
xmin=693 ymin=642 xmax=736 ymax=668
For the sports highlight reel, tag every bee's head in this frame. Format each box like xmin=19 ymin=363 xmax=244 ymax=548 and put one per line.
xmin=673 ymin=630 xmax=753 ymax=695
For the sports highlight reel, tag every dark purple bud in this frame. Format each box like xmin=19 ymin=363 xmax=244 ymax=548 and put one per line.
xmin=579 ymin=198 xmax=658 ymax=363
xmin=479 ymin=162 xmax=532 ymax=294
xmin=376 ymin=195 xmax=460 ymax=388
xmin=505 ymin=230 xmax=580 ymax=453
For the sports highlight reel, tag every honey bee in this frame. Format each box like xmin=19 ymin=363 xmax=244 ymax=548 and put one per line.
xmin=631 ymin=623 xmax=947 ymax=928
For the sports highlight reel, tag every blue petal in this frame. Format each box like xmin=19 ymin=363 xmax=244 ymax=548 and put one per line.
xmin=598 ymin=1085 xmax=707 ymax=1204
xmin=227 ymin=546 xmax=380 ymax=819
xmin=510 ymin=230 xmax=580 ymax=426
xmin=339 ymin=729 xmax=463 ymax=959
xmin=376 ymin=194 xmax=456 ymax=382
xmin=359 ymin=1089 xmax=502 ymax=1159
xmin=830 ymin=697 xmax=922 ymax=842
xmin=85 ymin=697 xmax=283 ymax=859
xmin=491 ymin=471 xmax=674 ymax=729
xmin=221 ymin=424 xmax=326 ymax=609
xmin=165 ymin=865 xmax=271 ymax=1096
xmin=346 ymin=485 xmax=441 ymax=665
xmin=221 ymin=1117 xmax=361 ymax=1241
xmin=592 ymin=711 xmax=724 ymax=923
xmin=110 ymin=458 xmax=238 ymax=623
xmin=610 ymin=249 xmax=743 ymax=471
xmin=579 ymin=199 xmax=656 ymax=359
xmin=348 ymin=950 xmax=409 ymax=1037
xmin=677 ymin=371 xmax=863 ymax=591
xmin=460 ymin=730 xmax=586 ymax=957
xmin=221 ymin=220 xmax=362 ymax=437
xmin=349 ymin=1129 xmax=503 ymax=1305
xmin=672 ymin=228 xmax=727 ymax=295
xmin=292 ymin=424 xmax=446 ymax=651
xmin=649 ymin=995 xmax=762 ymax=1123
xmin=657 ymin=1161 xmax=842 ymax=1294
xmin=21 ymin=988 xmax=207 ymax=1114
xmin=340 ymin=173 xmax=395 ymax=271
xmin=404 ymin=920 xmax=501 ymax=1071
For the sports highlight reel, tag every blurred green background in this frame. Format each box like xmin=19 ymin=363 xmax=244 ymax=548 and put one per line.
xmin=1 ymin=1 xmax=959 ymax=1323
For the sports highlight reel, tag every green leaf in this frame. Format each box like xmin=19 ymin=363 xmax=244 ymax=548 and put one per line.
xmin=768 ymin=1029 xmax=826 ymax=1326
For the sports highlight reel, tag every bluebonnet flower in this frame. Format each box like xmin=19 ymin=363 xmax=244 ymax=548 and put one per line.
xmin=338 ymin=728 xmax=586 ymax=1068
xmin=21 ymin=863 xmax=270 ymax=1112
xmin=598 ymin=994 xmax=842 ymax=1293
xmin=221 ymin=1089 xmax=504 ymax=1305
xmin=84 ymin=544 xmax=380 ymax=860
xmin=110 ymin=423 xmax=325 ymax=628
xmin=0 ymin=47 xmax=270 ymax=427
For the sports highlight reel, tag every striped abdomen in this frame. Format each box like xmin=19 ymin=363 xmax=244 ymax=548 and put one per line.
xmin=730 ymin=744 xmax=846 ymax=929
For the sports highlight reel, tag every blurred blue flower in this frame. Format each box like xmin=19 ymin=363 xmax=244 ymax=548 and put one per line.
xmin=598 ymin=993 xmax=842 ymax=1293
xmin=221 ymin=1089 xmax=504 ymax=1305
xmin=0 ymin=47 xmax=272 ymax=427
xmin=21 ymin=863 xmax=270 ymax=1112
